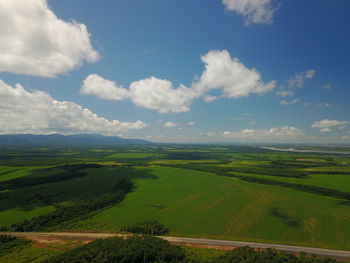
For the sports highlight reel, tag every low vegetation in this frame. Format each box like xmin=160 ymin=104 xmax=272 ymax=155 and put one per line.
xmin=42 ymin=236 xmax=341 ymax=263
xmin=121 ymin=219 xmax=169 ymax=235
xmin=43 ymin=236 xmax=185 ymax=263
xmin=0 ymin=235 xmax=30 ymax=257
xmin=215 ymin=246 xmax=339 ymax=263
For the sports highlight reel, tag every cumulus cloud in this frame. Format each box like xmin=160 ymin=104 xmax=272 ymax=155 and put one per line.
xmin=163 ymin=121 xmax=177 ymax=128
xmin=81 ymin=50 xmax=276 ymax=113
xmin=128 ymin=77 xmax=195 ymax=113
xmin=209 ymin=126 xmax=304 ymax=141
xmin=187 ymin=122 xmax=196 ymax=126
xmin=311 ymin=119 xmax=348 ymax=132
xmin=81 ymin=74 xmax=129 ymax=100
xmin=82 ymin=75 xmax=195 ymax=113
xmin=222 ymin=0 xmax=278 ymax=25
xmin=193 ymin=50 xmax=276 ymax=98
xmin=0 ymin=79 xmax=146 ymax=135
xmin=0 ymin=0 xmax=99 ymax=77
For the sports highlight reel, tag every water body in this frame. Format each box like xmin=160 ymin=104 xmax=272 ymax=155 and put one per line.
xmin=261 ymin=147 xmax=350 ymax=155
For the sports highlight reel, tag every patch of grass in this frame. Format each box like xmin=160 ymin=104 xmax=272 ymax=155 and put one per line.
xmin=182 ymin=246 xmax=227 ymax=262
xmin=0 ymin=243 xmax=61 ymax=263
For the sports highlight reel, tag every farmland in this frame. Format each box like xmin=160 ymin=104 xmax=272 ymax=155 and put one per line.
xmin=0 ymin=144 xmax=350 ymax=256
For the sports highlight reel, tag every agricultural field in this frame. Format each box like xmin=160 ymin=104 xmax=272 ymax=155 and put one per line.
xmin=0 ymin=144 xmax=350 ymax=253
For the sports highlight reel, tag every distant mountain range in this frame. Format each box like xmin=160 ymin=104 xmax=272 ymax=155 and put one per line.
xmin=0 ymin=134 xmax=150 ymax=146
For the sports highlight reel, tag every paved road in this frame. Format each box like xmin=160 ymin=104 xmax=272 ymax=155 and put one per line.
xmin=2 ymin=232 xmax=350 ymax=261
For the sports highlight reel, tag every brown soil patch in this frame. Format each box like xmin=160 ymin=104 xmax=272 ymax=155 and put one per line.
xmin=19 ymin=236 xmax=92 ymax=251
xmin=172 ymin=242 xmax=235 ymax=250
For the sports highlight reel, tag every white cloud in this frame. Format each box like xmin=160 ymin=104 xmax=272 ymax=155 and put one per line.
xmin=203 ymin=95 xmax=219 ymax=102
xmin=288 ymin=69 xmax=315 ymax=89
xmin=187 ymin=122 xmax=196 ymax=126
xmin=276 ymin=89 xmax=294 ymax=98
xmin=163 ymin=121 xmax=177 ymax=128
xmin=280 ymin=98 xmax=300 ymax=105
xmin=0 ymin=0 xmax=99 ymax=77
xmin=81 ymin=50 xmax=276 ymax=113
xmin=316 ymin=102 xmax=331 ymax=108
xmin=222 ymin=0 xmax=278 ymax=25
xmin=288 ymin=74 xmax=304 ymax=88
xmin=81 ymin=74 xmax=129 ymax=100
xmin=129 ymin=77 xmax=195 ymax=113
xmin=311 ymin=119 xmax=348 ymax=132
xmin=200 ymin=131 xmax=217 ymax=137
xmin=320 ymin=128 xmax=331 ymax=133
xmin=210 ymin=126 xmax=304 ymax=141
xmin=0 ymin=79 xmax=146 ymax=135
xmin=305 ymin=69 xmax=316 ymax=79
xmin=194 ymin=50 xmax=276 ymax=99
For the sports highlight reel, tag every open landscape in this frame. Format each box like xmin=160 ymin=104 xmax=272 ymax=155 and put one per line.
xmin=0 ymin=142 xmax=350 ymax=262
xmin=1 ymin=0 xmax=350 ymax=262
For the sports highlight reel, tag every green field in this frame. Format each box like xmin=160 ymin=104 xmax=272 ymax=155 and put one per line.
xmin=68 ymin=166 xmax=350 ymax=249
xmin=107 ymin=152 xmax=156 ymax=159
xmin=0 ymin=145 xmax=349 ymax=251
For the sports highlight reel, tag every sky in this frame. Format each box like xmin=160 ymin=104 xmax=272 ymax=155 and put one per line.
xmin=0 ymin=0 xmax=349 ymax=143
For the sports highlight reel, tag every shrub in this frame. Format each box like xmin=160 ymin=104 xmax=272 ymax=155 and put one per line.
xmin=121 ymin=220 xmax=169 ymax=235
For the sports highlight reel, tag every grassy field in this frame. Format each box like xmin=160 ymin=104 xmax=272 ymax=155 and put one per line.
xmin=0 ymin=165 xmax=150 ymax=226
xmin=232 ymin=171 xmax=350 ymax=192
xmin=0 ymin=166 xmax=52 ymax=183
xmin=107 ymin=152 xmax=156 ymax=159
xmin=72 ymin=166 xmax=350 ymax=250
xmin=0 ymin=242 xmax=60 ymax=263
xmin=0 ymin=145 xmax=349 ymax=251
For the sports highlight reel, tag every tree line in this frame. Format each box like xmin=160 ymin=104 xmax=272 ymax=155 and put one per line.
xmin=43 ymin=236 xmax=341 ymax=263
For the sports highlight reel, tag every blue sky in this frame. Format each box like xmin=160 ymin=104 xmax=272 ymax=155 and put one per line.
xmin=0 ymin=0 xmax=349 ymax=143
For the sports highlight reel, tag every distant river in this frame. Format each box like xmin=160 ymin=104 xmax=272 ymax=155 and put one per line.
xmin=260 ymin=147 xmax=350 ymax=155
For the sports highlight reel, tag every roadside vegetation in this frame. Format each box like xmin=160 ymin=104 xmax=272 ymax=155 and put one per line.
xmin=121 ymin=219 xmax=169 ymax=235
xmin=0 ymin=235 xmax=30 ymax=257
xmin=38 ymin=236 xmax=344 ymax=263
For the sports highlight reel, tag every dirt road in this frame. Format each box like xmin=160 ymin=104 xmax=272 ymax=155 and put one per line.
xmin=2 ymin=232 xmax=350 ymax=261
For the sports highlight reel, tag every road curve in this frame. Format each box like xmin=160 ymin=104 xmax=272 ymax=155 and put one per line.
xmin=2 ymin=232 xmax=350 ymax=261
